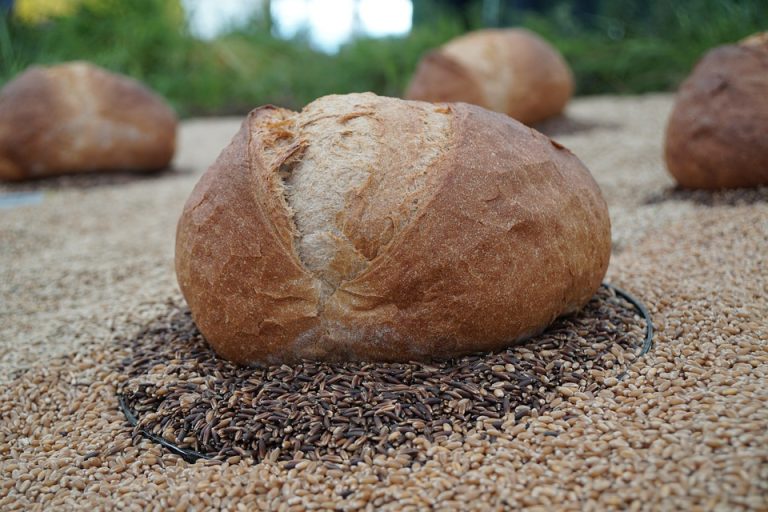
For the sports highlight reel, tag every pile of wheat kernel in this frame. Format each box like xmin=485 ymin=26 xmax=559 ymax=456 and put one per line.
xmin=118 ymin=286 xmax=647 ymax=465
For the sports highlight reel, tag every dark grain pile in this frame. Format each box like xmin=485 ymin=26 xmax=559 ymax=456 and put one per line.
xmin=118 ymin=285 xmax=648 ymax=465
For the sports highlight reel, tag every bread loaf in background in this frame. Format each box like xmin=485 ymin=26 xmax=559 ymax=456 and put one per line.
xmin=664 ymin=33 xmax=768 ymax=189
xmin=406 ymin=29 xmax=574 ymax=125
xmin=175 ymin=93 xmax=610 ymax=364
xmin=0 ymin=62 xmax=177 ymax=181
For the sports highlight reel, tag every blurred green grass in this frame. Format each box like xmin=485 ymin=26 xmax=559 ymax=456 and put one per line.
xmin=524 ymin=0 xmax=767 ymax=95
xmin=0 ymin=0 xmax=765 ymax=117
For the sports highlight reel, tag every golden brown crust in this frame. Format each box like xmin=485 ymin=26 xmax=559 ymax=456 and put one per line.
xmin=405 ymin=29 xmax=573 ymax=125
xmin=175 ymin=95 xmax=610 ymax=364
xmin=175 ymin=107 xmax=321 ymax=363
xmin=0 ymin=67 xmax=61 ymax=179
xmin=405 ymin=51 xmax=487 ymax=109
xmin=498 ymin=29 xmax=574 ymax=125
xmin=317 ymin=105 xmax=609 ymax=361
xmin=740 ymin=31 xmax=768 ymax=47
xmin=664 ymin=37 xmax=768 ymax=189
xmin=0 ymin=62 xmax=177 ymax=181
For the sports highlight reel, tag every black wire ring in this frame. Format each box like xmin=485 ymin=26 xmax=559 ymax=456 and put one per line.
xmin=118 ymin=394 xmax=211 ymax=462
xmin=117 ymin=282 xmax=653 ymax=463
xmin=606 ymin=283 xmax=654 ymax=356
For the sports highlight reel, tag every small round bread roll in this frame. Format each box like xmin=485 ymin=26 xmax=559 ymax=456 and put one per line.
xmin=664 ymin=33 xmax=768 ymax=189
xmin=406 ymin=28 xmax=574 ymax=125
xmin=175 ymin=93 xmax=610 ymax=364
xmin=0 ymin=61 xmax=177 ymax=181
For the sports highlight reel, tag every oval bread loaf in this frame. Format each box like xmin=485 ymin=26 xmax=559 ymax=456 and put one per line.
xmin=664 ymin=33 xmax=768 ymax=189
xmin=175 ymin=93 xmax=611 ymax=364
xmin=0 ymin=61 xmax=177 ymax=181
xmin=406 ymin=29 xmax=573 ymax=125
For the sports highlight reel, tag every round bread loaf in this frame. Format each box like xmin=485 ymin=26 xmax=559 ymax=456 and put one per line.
xmin=175 ymin=93 xmax=610 ymax=364
xmin=405 ymin=28 xmax=573 ymax=125
xmin=664 ymin=33 xmax=768 ymax=189
xmin=0 ymin=61 xmax=177 ymax=181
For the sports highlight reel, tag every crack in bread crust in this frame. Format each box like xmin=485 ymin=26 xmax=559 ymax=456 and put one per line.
xmin=263 ymin=93 xmax=453 ymax=305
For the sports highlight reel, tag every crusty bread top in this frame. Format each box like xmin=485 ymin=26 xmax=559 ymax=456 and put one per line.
xmin=403 ymin=51 xmax=487 ymax=110
xmin=406 ymin=29 xmax=573 ymax=125
xmin=664 ymin=37 xmax=768 ymax=189
xmin=176 ymin=93 xmax=610 ymax=363
xmin=257 ymin=94 xmax=452 ymax=302
xmin=442 ymin=29 xmax=573 ymax=123
xmin=441 ymin=30 xmax=517 ymax=114
xmin=740 ymin=31 xmax=768 ymax=48
xmin=0 ymin=61 xmax=177 ymax=179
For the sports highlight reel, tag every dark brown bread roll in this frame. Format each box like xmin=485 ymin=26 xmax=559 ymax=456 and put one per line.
xmin=0 ymin=61 xmax=177 ymax=180
xmin=664 ymin=34 xmax=768 ymax=189
xmin=175 ymin=93 xmax=610 ymax=364
xmin=406 ymin=29 xmax=574 ymax=125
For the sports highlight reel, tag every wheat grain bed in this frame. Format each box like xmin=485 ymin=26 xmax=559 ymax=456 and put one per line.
xmin=1 ymin=95 xmax=766 ymax=511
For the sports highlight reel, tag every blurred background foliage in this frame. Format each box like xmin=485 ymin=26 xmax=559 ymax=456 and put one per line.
xmin=0 ymin=0 xmax=765 ymax=116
